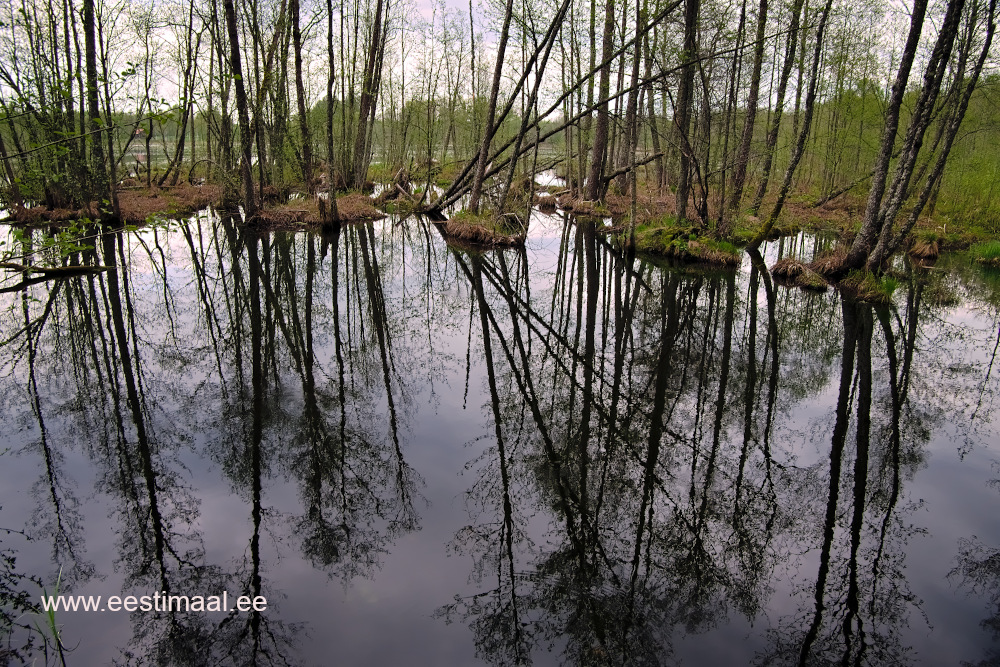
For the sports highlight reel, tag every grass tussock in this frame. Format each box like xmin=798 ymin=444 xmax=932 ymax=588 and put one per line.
xmin=119 ymin=184 xmax=223 ymax=223
xmin=441 ymin=210 xmax=526 ymax=248
xmin=840 ymin=270 xmax=900 ymax=304
xmin=971 ymin=240 xmax=1000 ymax=267
xmin=535 ymin=194 xmax=558 ymax=212
xmin=770 ymin=258 xmax=828 ymax=291
xmin=254 ymin=192 xmax=384 ymax=230
xmin=909 ymin=232 xmax=940 ymax=261
xmin=10 ymin=185 xmax=224 ymax=225
xmin=809 ymin=248 xmax=850 ymax=278
xmin=557 ymin=198 xmax=608 ymax=216
xmin=334 ymin=193 xmax=385 ymax=221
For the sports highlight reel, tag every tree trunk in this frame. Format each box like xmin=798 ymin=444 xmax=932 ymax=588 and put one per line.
xmin=869 ymin=0 xmax=995 ymax=266
xmin=291 ymin=0 xmax=313 ymax=191
xmin=351 ymin=0 xmax=386 ymax=189
xmin=751 ymin=0 xmax=835 ymax=246
xmin=847 ymin=0 xmax=967 ymax=270
xmin=223 ymin=0 xmax=257 ymax=217
xmin=726 ymin=0 xmax=766 ymax=221
xmin=673 ymin=0 xmax=699 ymax=222
xmin=749 ymin=0 xmax=806 ymax=213
xmin=468 ymin=0 xmax=516 ymax=212
xmin=585 ymin=0 xmax=616 ymax=201
xmin=82 ymin=0 xmax=109 ymax=213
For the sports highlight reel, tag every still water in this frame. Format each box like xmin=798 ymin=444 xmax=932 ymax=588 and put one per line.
xmin=1 ymin=211 xmax=998 ymax=665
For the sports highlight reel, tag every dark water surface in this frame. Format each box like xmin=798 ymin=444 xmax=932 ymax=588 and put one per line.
xmin=1 ymin=212 xmax=999 ymax=666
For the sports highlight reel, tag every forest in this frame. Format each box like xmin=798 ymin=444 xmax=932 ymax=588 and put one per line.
xmin=0 ymin=0 xmax=998 ymax=278
xmin=4 ymin=0 xmax=1000 ymax=662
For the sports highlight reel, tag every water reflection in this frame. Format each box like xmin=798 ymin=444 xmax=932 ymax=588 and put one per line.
xmin=0 ymin=214 xmax=998 ymax=665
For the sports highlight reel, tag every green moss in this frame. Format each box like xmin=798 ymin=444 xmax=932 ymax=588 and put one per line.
xmin=450 ymin=209 xmax=494 ymax=226
xmin=628 ymin=222 xmax=740 ymax=266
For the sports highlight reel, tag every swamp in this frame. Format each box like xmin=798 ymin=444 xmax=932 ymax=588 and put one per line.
xmin=0 ymin=207 xmax=999 ymax=665
xmin=2 ymin=0 xmax=1000 ymax=660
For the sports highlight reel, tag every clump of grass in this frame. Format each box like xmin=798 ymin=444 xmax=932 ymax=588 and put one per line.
xmin=534 ymin=194 xmax=557 ymax=212
xmin=441 ymin=210 xmax=526 ymax=247
xmin=971 ymin=240 xmax=1000 ymax=267
xmin=332 ymin=193 xmax=385 ymax=222
xmin=558 ymin=198 xmax=609 ymax=216
xmin=809 ymin=248 xmax=849 ymax=278
xmin=771 ymin=258 xmax=828 ymax=291
xmin=841 ymin=270 xmax=900 ymax=304
xmin=909 ymin=231 xmax=940 ymax=261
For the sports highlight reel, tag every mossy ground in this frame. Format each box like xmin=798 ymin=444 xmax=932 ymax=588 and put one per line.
xmin=626 ymin=217 xmax=741 ymax=266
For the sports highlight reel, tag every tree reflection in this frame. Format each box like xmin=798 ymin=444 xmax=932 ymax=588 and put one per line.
xmin=440 ymin=221 xmax=782 ymax=664
xmin=440 ymin=221 xmax=950 ymax=665
xmin=0 ymin=213 xmax=431 ymax=663
xmin=1 ymin=213 xmax=997 ymax=664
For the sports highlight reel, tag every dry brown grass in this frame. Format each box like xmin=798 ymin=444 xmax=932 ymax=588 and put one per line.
xmin=908 ymin=236 xmax=939 ymax=260
xmin=8 ymin=185 xmax=225 ymax=226
xmin=253 ymin=193 xmax=385 ymax=230
xmin=118 ymin=185 xmax=223 ymax=223
xmin=334 ymin=193 xmax=385 ymax=221
xmin=558 ymin=198 xmax=604 ymax=216
xmin=7 ymin=184 xmax=393 ymax=233
xmin=809 ymin=248 xmax=849 ymax=278
xmin=771 ymin=258 xmax=828 ymax=291
xmin=535 ymin=194 xmax=557 ymax=212
xmin=771 ymin=258 xmax=806 ymax=280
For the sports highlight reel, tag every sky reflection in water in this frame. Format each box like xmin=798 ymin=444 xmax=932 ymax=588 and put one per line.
xmin=1 ymin=211 xmax=999 ymax=666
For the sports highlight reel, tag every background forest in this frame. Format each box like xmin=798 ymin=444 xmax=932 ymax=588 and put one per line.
xmin=0 ymin=0 xmax=998 ymax=268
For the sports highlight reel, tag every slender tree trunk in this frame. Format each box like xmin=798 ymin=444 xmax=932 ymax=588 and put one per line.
xmin=616 ymin=0 xmax=646 ymax=195
xmin=749 ymin=0 xmax=806 ymax=213
xmin=223 ymin=0 xmax=257 ymax=217
xmin=644 ymin=31 xmax=663 ymax=193
xmin=673 ymin=0 xmax=699 ymax=222
xmin=324 ymin=0 xmax=339 ymax=221
xmin=869 ymin=0 xmax=995 ymax=266
xmin=751 ymin=0 xmax=835 ymax=246
xmin=351 ymin=0 xmax=386 ymax=189
xmin=160 ymin=8 xmax=201 ymax=186
xmin=585 ymin=0 xmax=616 ymax=201
xmin=291 ymin=0 xmax=313 ymax=191
xmin=499 ymin=0 xmax=572 ymax=211
xmin=726 ymin=0 xmax=766 ymax=221
xmin=468 ymin=0 xmax=516 ymax=212
xmin=82 ymin=0 xmax=108 ymax=212
xmin=847 ymin=0 xmax=966 ymax=270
